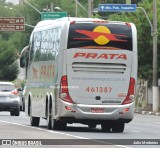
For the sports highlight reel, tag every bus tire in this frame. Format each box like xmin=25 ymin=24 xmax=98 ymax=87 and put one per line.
xmin=101 ymin=123 xmax=111 ymax=132
xmin=28 ymin=97 xmax=31 ymax=116
xmin=58 ymin=121 xmax=67 ymax=130
xmin=88 ymin=123 xmax=97 ymax=129
xmin=10 ymin=111 xmax=14 ymax=116
xmin=14 ymin=108 xmax=20 ymax=116
xmin=51 ymin=119 xmax=58 ymax=130
xmin=46 ymin=105 xmax=52 ymax=129
xmin=20 ymin=106 xmax=23 ymax=111
xmin=30 ymin=116 xmax=40 ymax=126
xmin=52 ymin=120 xmax=66 ymax=130
xmin=22 ymin=98 xmax=25 ymax=111
xmin=112 ymin=123 xmax=125 ymax=133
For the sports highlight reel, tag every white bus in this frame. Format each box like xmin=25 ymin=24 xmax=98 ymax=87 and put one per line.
xmin=20 ymin=17 xmax=137 ymax=132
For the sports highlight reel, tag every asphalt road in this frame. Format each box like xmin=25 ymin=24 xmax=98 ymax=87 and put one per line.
xmin=0 ymin=112 xmax=160 ymax=148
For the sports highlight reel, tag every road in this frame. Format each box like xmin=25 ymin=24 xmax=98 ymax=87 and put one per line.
xmin=0 ymin=112 xmax=160 ymax=148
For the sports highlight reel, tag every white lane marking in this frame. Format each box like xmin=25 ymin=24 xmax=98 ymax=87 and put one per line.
xmin=116 ymin=145 xmax=132 ymax=148
xmin=0 ymin=120 xmax=87 ymax=139
xmin=0 ymin=120 xmax=131 ymax=148
xmin=131 ymin=130 xmax=140 ymax=133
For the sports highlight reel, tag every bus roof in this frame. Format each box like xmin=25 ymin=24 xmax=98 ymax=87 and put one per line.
xmin=35 ymin=17 xmax=130 ymax=28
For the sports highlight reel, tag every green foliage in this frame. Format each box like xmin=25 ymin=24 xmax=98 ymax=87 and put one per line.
xmin=108 ymin=0 xmax=160 ymax=85
xmin=0 ymin=40 xmax=19 ymax=81
xmin=0 ymin=0 xmax=159 ymax=84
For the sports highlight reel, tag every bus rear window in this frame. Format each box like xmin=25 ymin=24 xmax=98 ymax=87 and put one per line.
xmin=67 ymin=23 xmax=132 ymax=51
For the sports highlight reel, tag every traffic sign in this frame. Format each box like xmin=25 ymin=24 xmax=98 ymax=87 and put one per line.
xmin=41 ymin=12 xmax=67 ymax=20
xmin=99 ymin=4 xmax=137 ymax=12
xmin=0 ymin=17 xmax=25 ymax=31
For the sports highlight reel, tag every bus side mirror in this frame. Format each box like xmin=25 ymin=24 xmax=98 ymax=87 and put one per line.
xmin=20 ymin=57 xmax=25 ymax=68
xmin=20 ymin=45 xmax=29 ymax=68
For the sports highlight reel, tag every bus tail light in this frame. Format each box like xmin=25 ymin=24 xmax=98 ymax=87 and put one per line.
xmin=125 ymin=22 xmax=131 ymax=27
xmin=122 ymin=78 xmax=135 ymax=105
xmin=11 ymin=90 xmax=19 ymax=95
xmin=59 ymin=75 xmax=73 ymax=103
xmin=65 ymin=106 xmax=71 ymax=110
xmin=70 ymin=21 xmax=76 ymax=25
xmin=93 ymin=20 xmax=108 ymax=23
xmin=123 ymin=108 xmax=130 ymax=113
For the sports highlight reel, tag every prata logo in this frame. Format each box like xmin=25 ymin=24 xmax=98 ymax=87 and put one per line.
xmin=32 ymin=65 xmax=55 ymax=79
xmin=74 ymin=52 xmax=127 ymax=60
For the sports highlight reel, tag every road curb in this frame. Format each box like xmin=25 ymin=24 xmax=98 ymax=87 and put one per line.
xmin=135 ymin=109 xmax=160 ymax=116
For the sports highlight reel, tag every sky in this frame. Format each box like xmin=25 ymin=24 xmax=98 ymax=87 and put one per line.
xmin=6 ymin=0 xmax=20 ymax=5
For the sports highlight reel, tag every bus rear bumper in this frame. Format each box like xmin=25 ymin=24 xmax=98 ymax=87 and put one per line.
xmin=56 ymin=100 xmax=134 ymax=123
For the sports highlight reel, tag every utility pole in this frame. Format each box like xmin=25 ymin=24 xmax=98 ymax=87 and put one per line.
xmin=50 ymin=2 xmax=54 ymax=12
xmin=152 ymin=0 xmax=159 ymax=112
xmin=45 ymin=5 xmax=49 ymax=12
xmin=75 ymin=1 xmax=78 ymax=17
xmin=88 ymin=0 xmax=93 ymax=18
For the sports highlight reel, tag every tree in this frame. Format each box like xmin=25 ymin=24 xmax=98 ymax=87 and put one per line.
xmin=0 ymin=40 xmax=19 ymax=81
xmin=0 ymin=2 xmax=20 ymax=81
xmin=108 ymin=0 xmax=160 ymax=84
xmin=0 ymin=0 xmax=159 ymax=84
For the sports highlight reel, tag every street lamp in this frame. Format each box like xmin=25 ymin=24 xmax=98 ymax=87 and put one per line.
xmin=54 ymin=7 xmax=62 ymax=11
xmin=42 ymin=7 xmax=63 ymax=12
xmin=137 ymin=2 xmax=159 ymax=112
xmin=137 ymin=7 xmax=153 ymax=36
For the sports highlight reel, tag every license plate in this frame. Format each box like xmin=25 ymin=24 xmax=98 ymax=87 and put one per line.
xmin=91 ymin=108 xmax=104 ymax=113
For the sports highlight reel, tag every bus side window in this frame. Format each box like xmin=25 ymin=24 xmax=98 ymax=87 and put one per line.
xmin=29 ymin=35 xmax=34 ymax=65
xmin=34 ymin=31 xmax=42 ymax=62
xmin=25 ymin=49 xmax=29 ymax=78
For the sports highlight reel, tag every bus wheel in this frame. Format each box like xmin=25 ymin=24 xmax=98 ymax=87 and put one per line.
xmin=22 ymin=98 xmax=25 ymax=111
xmin=112 ymin=123 xmax=125 ymax=133
xmin=14 ymin=108 xmax=20 ymax=116
xmin=46 ymin=106 xmax=52 ymax=129
xmin=30 ymin=116 xmax=40 ymax=126
xmin=88 ymin=124 xmax=97 ymax=129
xmin=28 ymin=98 xmax=31 ymax=116
xmin=51 ymin=119 xmax=58 ymax=130
xmin=20 ymin=106 xmax=23 ymax=111
xmin=101 ymin=123 xmax=111 ymax=132
xmin=10 ymin=111 xmax=14 ymax=116
xmin=52 ymin=120 xmax=66 ymax=130
xmin=58 ymin=122 xmax=67 ymax=130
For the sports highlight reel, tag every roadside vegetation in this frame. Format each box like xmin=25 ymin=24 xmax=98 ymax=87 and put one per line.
xmin=0 ymin=0 xmax=159 ymax=86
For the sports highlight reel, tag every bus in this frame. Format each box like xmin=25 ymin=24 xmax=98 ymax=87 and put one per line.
xmin=20 ymin=17 xmax=137 ymax=132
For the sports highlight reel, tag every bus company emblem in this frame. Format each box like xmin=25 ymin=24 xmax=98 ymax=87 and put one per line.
xmin=74 ymin=52 xmax=127 ymax=60
xmin=32 ymin=67 xmax=38 ymax=78
xmin=32 ymin=65 xmax=55 ymax=79
xmin=74 ymin=26 xmax=127 ymax=45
